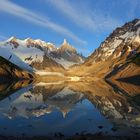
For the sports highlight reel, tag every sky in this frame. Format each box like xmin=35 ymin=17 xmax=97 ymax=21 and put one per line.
xmin=0 ymin=0 xmax=140 ymax=56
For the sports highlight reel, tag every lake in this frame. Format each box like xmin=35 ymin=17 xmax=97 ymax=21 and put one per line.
xmin=0 ymin=80 xmax=140 ymax=138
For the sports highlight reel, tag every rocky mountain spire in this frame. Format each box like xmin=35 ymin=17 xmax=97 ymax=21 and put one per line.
xmin=63 ymin=38 xmax=67 ymax=45
xmin=59 ymin=38 xmax=76 ymax=53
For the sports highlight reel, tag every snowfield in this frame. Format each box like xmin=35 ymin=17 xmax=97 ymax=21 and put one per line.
xmin=0 ymin=40 xmax=44 ymax=65
xmin=0 ymin=47 xmax=33 ymax=71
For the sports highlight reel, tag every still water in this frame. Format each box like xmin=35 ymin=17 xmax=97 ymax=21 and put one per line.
xmin=0 ymin=80 xmax=140 ymax=137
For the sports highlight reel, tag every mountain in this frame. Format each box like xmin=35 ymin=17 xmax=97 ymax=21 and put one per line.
xmin=0 ymin=47 xmax=34 ymax=81
xmin=0 ymin=55 xmax=34 ymax=81
xmin=0 ymin=47 xmax=32 ymax=72
xmin=0 ymin=37 xmax=85 ymax=71
xmin=50 ymin=39 xmax=85 ymax=66
xmin=69 ymin=19 xmax=140 ymax=80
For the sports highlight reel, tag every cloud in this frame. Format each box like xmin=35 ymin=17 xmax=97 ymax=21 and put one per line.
xmin=0 ymin=0 xmax=86 ymax=45
xmin=46 ymin=0 xmax=122 ymax=32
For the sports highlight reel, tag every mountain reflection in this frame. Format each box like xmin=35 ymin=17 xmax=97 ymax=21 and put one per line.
xmin=0 ymin=80 xmax=140 ymax=136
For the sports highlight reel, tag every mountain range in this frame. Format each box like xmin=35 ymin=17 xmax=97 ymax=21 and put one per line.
xmin=0 ymin=18 xmax=140 ymax=82
xmin=0 ymin=37 xmax=85 ymax=71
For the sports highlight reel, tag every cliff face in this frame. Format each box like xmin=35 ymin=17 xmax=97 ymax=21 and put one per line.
xmin=0 ymin=56 xmax=34 ymax=81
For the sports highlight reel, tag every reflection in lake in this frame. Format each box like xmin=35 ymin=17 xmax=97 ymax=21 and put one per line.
xmin=0 ymin=80 xmax=140 ymax=137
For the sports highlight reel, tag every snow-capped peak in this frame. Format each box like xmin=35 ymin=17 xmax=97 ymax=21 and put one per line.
xmin=63 ymin=38 xmax=68 ymax=45
xmin=59 ymin=39 xmax=76 ymax=53
xmin=24 ymin=37 xmax=31 ymax=42
xmin=35 ymin=39 xmax=45 ymax=43
xmin=6 ymin=36 xmax=17 ymax=42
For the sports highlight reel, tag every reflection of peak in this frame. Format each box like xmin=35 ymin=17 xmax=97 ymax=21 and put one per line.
xmin=62 ymin=111 xmax=67 ymax=118
xmin=47 ymin=87 xmax=85 ymax=117
xmin=61 ymin=108 xmax=70 ymax=118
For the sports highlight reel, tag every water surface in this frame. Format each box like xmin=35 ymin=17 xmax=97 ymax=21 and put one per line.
xmin=0 ymin=80 xmax=140 ymax=137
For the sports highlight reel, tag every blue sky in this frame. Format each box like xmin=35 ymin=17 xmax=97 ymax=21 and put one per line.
xmin=0 ymin=0 xmax=140 ymax=56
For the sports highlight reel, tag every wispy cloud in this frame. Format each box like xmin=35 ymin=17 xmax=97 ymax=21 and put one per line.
xmin=0 ymin=0 xmax=86 ymax=45
xmin=46 ymin=0 xmax=122 ymax=32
